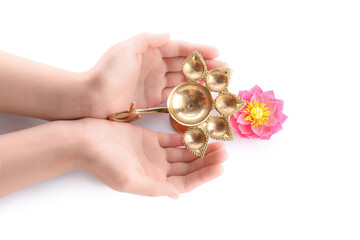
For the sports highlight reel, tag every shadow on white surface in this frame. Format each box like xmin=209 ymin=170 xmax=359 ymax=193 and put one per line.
xmin=0 ymin=112 xmax=47 ymax=134
xmin=0 ymin=170 xmax=104 ymax=206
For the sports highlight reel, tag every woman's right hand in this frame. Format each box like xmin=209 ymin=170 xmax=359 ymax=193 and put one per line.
xmin=77 ymin=118 xmax=228 ymax=199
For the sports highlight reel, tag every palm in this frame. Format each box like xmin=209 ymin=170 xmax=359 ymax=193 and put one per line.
xmin=133 ymin=49 xmax=170 ymax=107
xmin=82 ymin=118 xmax=227 ymax=198
xmin=87 ymin=33 xmax=225 ymax=118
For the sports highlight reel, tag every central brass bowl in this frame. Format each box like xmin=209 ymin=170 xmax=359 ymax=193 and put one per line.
xmin=167 ymin=82 xmax=214 ymax=127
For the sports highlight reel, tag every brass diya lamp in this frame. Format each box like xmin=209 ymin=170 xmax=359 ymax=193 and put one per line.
xmin=108 ymin=51 xmax=245 ymax=157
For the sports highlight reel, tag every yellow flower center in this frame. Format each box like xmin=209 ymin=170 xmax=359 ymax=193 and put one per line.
xmin=243 ymin=100 xmax=270 ymax=126
xmin=251 ymin=107 xmax=263 ymax=119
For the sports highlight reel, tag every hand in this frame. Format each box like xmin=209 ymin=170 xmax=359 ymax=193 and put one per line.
xmin=86 ymin=32 xmax=226 ymax=118
xmin=78 ymin=118 xmax=228 ymax=199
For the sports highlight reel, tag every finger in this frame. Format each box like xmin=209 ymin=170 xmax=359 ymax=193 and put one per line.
xmin=206 ymin=59 xmax=228 ymax=70
xmin=130 ymin=32 xmax=170 ymax=54
xmin=133 ymin=176 xmax=180 ymax=199
xmin=165 ymin=72 xmax=187 ymax=87
xmin=159 ymin=40 xmax=220 ymax=58
xmin=168 ymin=149 xmax=228 ymax=176
xmin=167 ymin=142 xmax=225 ymax=163
xmin=161 ymin=87 xmax=174 ymax=102
xmin=157 ymin=132 xmax=183 ymax=148
xmin=164 ymin=57 xmax=227 ymax=72
xmin=167 ymin=165 xmax=224 ymax=193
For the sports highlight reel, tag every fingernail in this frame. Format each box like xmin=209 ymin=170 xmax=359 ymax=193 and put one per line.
xmin=224 ymin=150 xmax=229 ymax=159
xmin=158 ymin=32 xmax=170 ymax=37
xmin=214 ymin=47 xmax=220 ymax=56
xmin=167 ymin=193 xmax=179 ymax=200
xmin=218 ymin=142 xmax=226 ymax=148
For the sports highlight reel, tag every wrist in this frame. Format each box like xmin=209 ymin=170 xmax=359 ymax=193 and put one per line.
xmin=80 ymin=68 xmax=105 ymax=118
xmin=72 ymin=71 xmax=94 ymax=119
xmin=50 ymin=120 xmax=91 ymax=171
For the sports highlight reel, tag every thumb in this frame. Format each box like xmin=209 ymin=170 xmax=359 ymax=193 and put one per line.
xmin=131 ymin=32 xmax=170 ymax=53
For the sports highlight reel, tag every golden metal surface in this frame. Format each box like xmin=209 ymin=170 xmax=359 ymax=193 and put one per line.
xmin=215 ymin=92 xmax=245 ymax=116
xmin=169 ymin=115 xmax=189 ymax=134
xmin=107 ymin=50 xmax=245 ymax=158
xmin=183 ymin=127 xmax=209 ymax=157
xmin=167 ymin=82 xmax=213 ymax=126
xmin=108 ymin=102 xmax=168 ymax=122
xmin=182 ymin=50 xmax=207 ymax=81
xmin=206 ymin=116 xmax=234 ymax=141
xmin=206 ymin=68 xmax=232 ymax=92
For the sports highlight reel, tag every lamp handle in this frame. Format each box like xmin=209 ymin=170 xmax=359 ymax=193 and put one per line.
xmin=107 ymin=102 xmax=168 ymax=123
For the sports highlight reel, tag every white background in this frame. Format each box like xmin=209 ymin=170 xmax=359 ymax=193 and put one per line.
xmin=0 ymin=0 xmax=359 ymax=239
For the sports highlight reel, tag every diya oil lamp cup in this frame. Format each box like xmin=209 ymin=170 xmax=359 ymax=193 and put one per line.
xmin=108 ymin=50 xmax=245 ymax=157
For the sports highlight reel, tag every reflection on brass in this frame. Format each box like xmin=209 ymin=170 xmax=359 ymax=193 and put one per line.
xmin=170 ymin=115 xmax=189 ymax=134
xmin=215 ymin=92 xmax=245 ymax=116
xmin=108 ymin=50 xmax=245 ymax=158
xmin=206 ymin=68 xmax=232 ymax=92
xmin=183 ymin=127 xmax=209 ymax=157
xmin=167 ymin=82 xmax=213 ymax=126
xmin=182 ymin=51 xmax=207 ymax=81
xmin=207 ymin=116 xmax=233 ymax=141
xmin=108 ymin=102 xmax=168 ymax=122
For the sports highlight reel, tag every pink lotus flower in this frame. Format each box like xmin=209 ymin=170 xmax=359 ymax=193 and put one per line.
xmin=230 ymin=85 xmax=287 ymax=140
